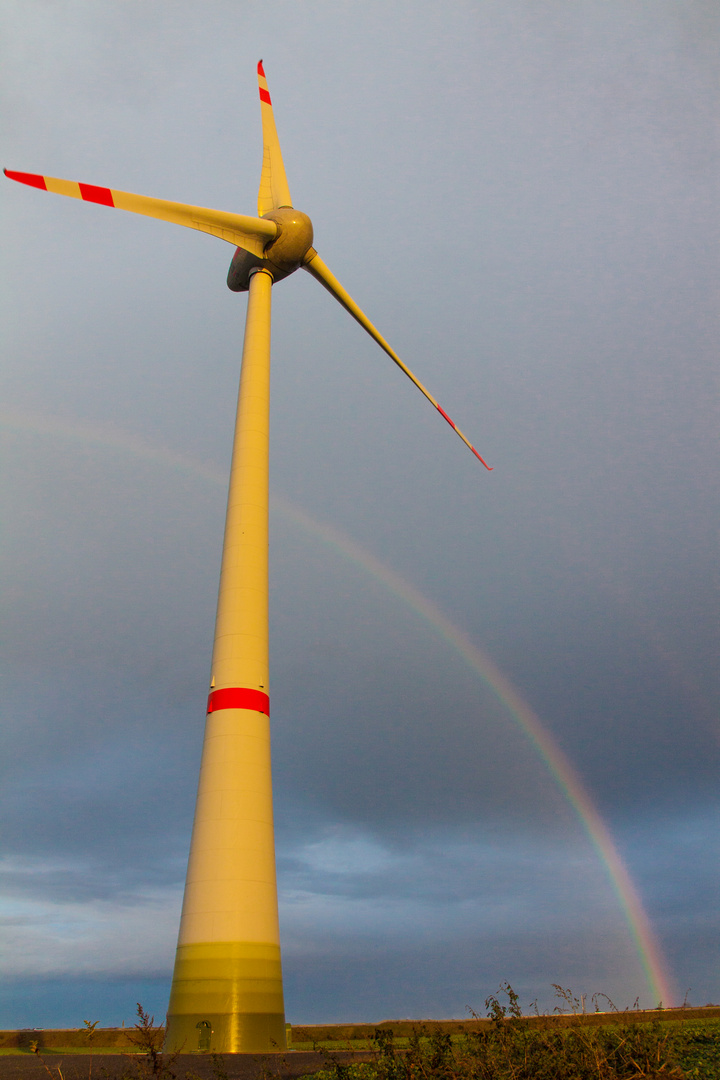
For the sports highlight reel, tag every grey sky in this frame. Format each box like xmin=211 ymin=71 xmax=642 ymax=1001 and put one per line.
xmin=2 ymin=0 xmax=718 ymax=1025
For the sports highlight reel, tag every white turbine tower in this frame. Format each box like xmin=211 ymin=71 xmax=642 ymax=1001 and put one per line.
xmin=5 ymin=61 xmax=491 ymax=1054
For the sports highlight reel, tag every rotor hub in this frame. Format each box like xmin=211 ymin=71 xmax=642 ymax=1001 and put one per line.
xmin=261 ymin=208 xmax=313 ymax=275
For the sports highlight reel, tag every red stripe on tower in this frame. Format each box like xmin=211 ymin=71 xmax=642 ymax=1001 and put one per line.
xmin=207 ymin=687 xmax=270 ymax=716
xmin=259 ymin=88 xmax=272 ymax=105
xmin=79 ymin=183 xmax=114 ymax=207
xmin=4 ymin=169 xmax=47 ymax=190
xmin=257 ymin=59 xmax=266 ymax=77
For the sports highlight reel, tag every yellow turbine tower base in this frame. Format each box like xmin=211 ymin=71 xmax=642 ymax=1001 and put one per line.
xmin=165 ymin=268 xmax=286 ymax=1054
xmin=165 ymin=942 xmax=285 ymax=1052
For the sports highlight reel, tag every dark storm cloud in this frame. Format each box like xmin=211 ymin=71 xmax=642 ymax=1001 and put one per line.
xmin=2 ymin=0 xmax=717 ymax=1023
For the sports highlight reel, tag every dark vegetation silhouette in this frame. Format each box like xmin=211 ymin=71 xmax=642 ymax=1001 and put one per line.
xmin=308 ymin=984 xmax=719 ymax=1080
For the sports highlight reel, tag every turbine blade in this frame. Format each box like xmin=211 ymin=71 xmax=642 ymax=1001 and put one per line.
xmin=4 ymin=169 xmax=277 ymax=258
xmin=256 ymin=60 xmax=293 ymax=216
xmin=304 ymin=251 xmax=492 ymax=470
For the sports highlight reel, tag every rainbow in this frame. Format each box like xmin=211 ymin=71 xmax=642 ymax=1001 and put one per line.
xmin=2 ymin=410 xmax=674 ymax=1005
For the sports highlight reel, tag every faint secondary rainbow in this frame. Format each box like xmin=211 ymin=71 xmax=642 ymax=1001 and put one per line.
xmin=3 ymin=410 xmax=674 ymax=1006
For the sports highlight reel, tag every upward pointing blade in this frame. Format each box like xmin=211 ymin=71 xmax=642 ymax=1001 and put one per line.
xmin=257 ymin=61 xmax=293 ymax=215
xmin=303 ymin=251 xmax=492 ymax=470
xmin=4 ymin=169 xmax=276 ymax=257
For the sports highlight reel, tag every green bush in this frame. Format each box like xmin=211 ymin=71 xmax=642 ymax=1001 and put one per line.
xmin=307 ymin=984 xmax=716 ymax=1080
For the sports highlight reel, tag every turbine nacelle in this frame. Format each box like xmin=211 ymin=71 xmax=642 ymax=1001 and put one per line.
xmin=227 ymin=207 xmax=314 ymax=291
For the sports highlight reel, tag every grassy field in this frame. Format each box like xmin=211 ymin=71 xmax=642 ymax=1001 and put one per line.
xmin=2 ymin=991 xmax=718 ymax=1080
xmin=3 ymin=1020 xmax=717 ymax=1078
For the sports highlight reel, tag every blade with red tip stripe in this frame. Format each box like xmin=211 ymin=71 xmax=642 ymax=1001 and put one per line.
xmin=4 ymin=168 xmax=276 ymax=257
xmin=5 ymin=169 xmax=47 ymax=190
xmin=303 ymin=250 xmax=492 ymax=469
xmin=256 ymin=60 xmax=293 ymax=216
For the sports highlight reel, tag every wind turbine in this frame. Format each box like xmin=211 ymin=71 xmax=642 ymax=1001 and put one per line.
xmin=6 ymin=61 xmax=491 ymax=1054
